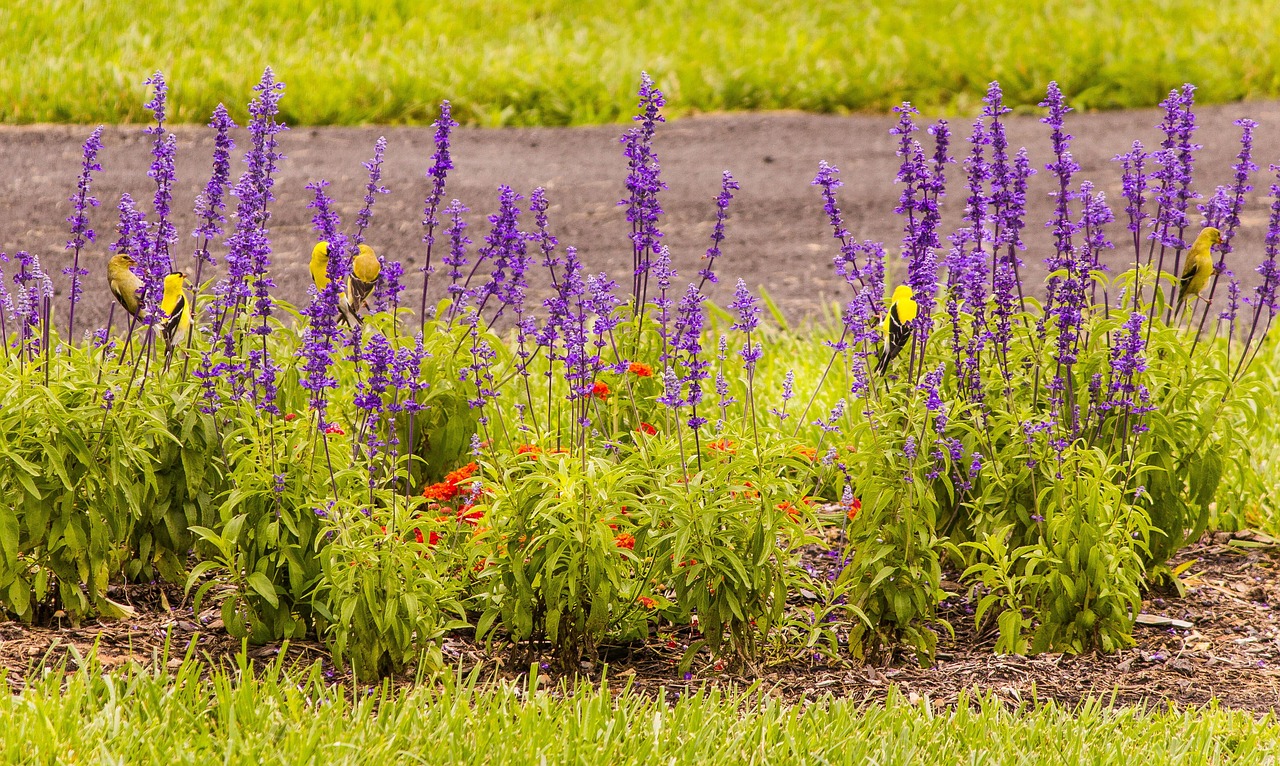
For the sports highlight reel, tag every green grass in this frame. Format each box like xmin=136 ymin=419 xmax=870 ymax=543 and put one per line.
xmin=2 ymin=657 xmax=1278 ymax=764
xmin=3 ymin=0 xmax=1280 ymax=126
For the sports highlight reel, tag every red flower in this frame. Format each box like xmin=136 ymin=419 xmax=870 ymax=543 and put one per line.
xmin=324 ymin=424 xmax=344 ymax=436
xmin=284 ymin=413 xmax=297 ymax=422
xmin=614 ymin=533 xmax=636 ymax=550
xmin=413 ymin=528 xmax=425 ymax=544
xmin=457 ymin=504 xmax=484 ymax=524
xmin=628 ymin=362 xmax=653 ymax=378
xmin=638 ymin=596 xmax=657 ymax=609
xmin=592 ymin=381 xmax=611 ymax=400
xmin=846 ymin=497 xmax=863 ymax=521
xmin=637 ymin=422 xmax=657 ymax=436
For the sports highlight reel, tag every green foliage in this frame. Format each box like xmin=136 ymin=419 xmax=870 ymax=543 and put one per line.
xmin=5 ymin=0 xmax=1280 ymax=126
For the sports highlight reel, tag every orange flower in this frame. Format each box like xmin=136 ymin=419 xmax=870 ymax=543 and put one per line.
xmin=707 ymin=439 xmax=736 ymax=453
xmin=777 ymin=501 xmax=802 ymax=522
xmin=638 ymin=596 xmax=657 ymax=609
xmin=628 ymin=362 xmax=653 ymax=378
xmin=794 ymin=446 xmax=818 ymax=461
xmin=592 ymin=381 xmax=611 ymax=400
xmin=637 ymin=422 xmax=657 ymax=436
xmin=516 ymin=443 xmax=542 ymax=455
xmin=423 ymin=481 xmax=459 ymax=502
xmin=444 ymin=462 xmax=479 ymax=485
xmin=846 ymin=497 xmax=863 ymax=521
xmin=614 ymin=533 xmax=636 ymax=550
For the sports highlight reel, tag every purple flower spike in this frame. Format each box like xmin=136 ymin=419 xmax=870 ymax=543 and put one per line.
xmin=698 ymin=171 xmax=739 ymax=288
xmin=64 ymin=126 xmax=104 ymax=341
xmin=193 ymin=105 xmax=237 ymax=261
xmin=301 ymin=180 xmax=348 ymax=424
xmin=418 ymin=101 xmax=457 ymax=326
xmin=620 ymin=73 xmax=667 ymax=307
xmin=729 ymin=279 xmax=762 ymax=373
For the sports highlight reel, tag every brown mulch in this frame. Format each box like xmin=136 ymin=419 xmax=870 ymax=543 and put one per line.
xmin=3 ymin=532 xmax=1279 ymax=712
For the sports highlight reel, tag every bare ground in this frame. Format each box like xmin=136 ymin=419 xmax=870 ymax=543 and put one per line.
xmin=3 ymin=101 xmax=1280 ymax=334
xmin=3 ymin=533 xmax=1279 ymax=712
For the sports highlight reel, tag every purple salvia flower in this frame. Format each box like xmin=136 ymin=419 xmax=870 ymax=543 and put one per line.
xmin=142 ymin=74 xmax=177 ymax=300
xmin=212 ymin=68 xmax=286 ymax=363
xmin=1039 ymin=82 xmax=1080 ymax=315
xmin=470 ymin=185 xmax=524 ymax=321
xmin=419 ymin=101 xmax=457 ymax=323
xmin=1150 ymin=85 xmax=1201 ymax=293
xmin=374 ymin=259 xmax=405 ymax=316
xmin=64 ymin=126 xmax=104 ymax=341
xmin=192 ymin=104 xmax=236 ymax=264
xmin=672 ymin=283 xmax=709 ymax=429
xmin=1114 ymin=141 xmax=1150 ymax=260
xmin=813 ymin=162 xmax=864 ymax=289
xmin=619 ymin=73 xmax=667 ymax=307
xmin=729 ymin=279 xmax=762 ymax=373
xmin=354 ymin=136 xmax=389 ymax=244
xmin=814 ymin=399 xmax=846 ymax=434
xmin=697 ymin=171 xmax=739 ymax=288
xmin=1251 ymin=166 xmax=1280 ymax=321
xmin=300 ymin=181 xmax=347 ymax=425
xmin=442 ymin=199 xmax=471 ymax=304
xmin=770 ymin=369 xmax=794 ymax=423
xmin=530 ymin=187 xmax=560 ymax=276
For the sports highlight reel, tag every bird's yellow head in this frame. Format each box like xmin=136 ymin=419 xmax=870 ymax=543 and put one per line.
xmin=891 ymin=285 xmax=914 ymax=304
xmin=163 ymin=271 xmax=187 ymax=289
xmin=114 ymin=254 xmax=136 ymax=266
xmin=1203 ymin=227 xmax=1223 ymax=245
xmin=311 ymin=241 xmax=330 ymax=264
xmin=357 ymin=244 xmax=375 ymax=258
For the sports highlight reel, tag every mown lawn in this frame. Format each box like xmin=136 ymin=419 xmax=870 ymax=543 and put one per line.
xmin=2 ymin=658 xmax=1278 ymax=765
xmin=3 ymin=0 xmax=1279 ymax=126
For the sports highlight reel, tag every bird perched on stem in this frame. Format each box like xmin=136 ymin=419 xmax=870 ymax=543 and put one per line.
xmin=1175 ymin=226 xmax=1222 ymax=317
xmin=310 ymin=241 xmax=380 ymax=328
xmin=349 ymin=243 xmax=381 ymax=318
xmin=159 ymin=271 xmax=191 ymax=371
xmin=876 ymin=284 xmax=918 ymax=375
xmin=106 ymin=254 xmax=143 ymax=319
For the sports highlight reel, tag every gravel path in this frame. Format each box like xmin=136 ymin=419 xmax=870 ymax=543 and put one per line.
xmin=3 ymin=101 xmax=1280 ymax=333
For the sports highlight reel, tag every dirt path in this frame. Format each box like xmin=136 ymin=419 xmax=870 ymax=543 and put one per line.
xmin=3 ymin=102 xmax=1280 ymax=333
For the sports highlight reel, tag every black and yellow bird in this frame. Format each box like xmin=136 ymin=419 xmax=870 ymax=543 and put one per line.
xmin=106 ymin=253 xmax=143 ymax=319
xmin=309 ymin=241 xmax=381 ymax=328
xmin=876 ymin=285 xmax=918 ymax=375
xmin=1174 ymin=226 xmax=1222 ymax=317
xmin=159 ymin=271 xmax=192 ymax=371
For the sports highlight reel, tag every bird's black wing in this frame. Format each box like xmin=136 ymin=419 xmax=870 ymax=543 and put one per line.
xmin=162 ymin=294 xmax=186 ymax=343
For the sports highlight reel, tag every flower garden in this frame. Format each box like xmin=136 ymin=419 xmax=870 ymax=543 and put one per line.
xmin=2 ymin=62 xmax=1280 ymax=735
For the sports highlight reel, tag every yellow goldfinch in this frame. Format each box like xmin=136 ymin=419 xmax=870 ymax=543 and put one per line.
xmin=107 ymin=254 xmax=143 ymax=318
xmin=1175 ymin=227 xmax=1222 ymax=315
xmin=309 ymin=241 xmax=363 ymax=328
xmin=349 ymin=244 xmax=381 ymax=316
xmin=876 ymin=284 xmax=918 ymax=375
xmin=159 ymin=271 xmax=192 ymax=371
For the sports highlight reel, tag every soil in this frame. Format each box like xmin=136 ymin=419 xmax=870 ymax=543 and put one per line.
xmin=3 ymin=101 xmax=1280 ymax=334
xmin=3 ymin=533 xmax=1279 ymax=712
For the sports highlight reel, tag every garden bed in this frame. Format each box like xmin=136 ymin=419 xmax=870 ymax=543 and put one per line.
xmin=4 ymin=533 xmax=1277 ymax=712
